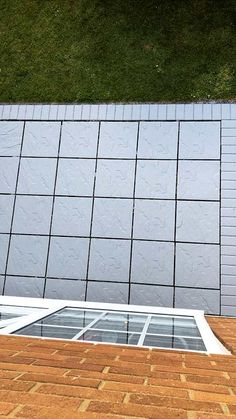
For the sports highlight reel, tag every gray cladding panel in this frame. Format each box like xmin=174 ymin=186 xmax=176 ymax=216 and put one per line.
xmin=0 ymin=111 xmax=234 ymax=315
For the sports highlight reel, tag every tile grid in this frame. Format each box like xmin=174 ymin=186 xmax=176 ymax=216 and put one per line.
xmin=221 ymin=120 xmax=236 ymax=316
xmin=0 ymin=116 xmax=226 ymax=314
xmin=2 ymin=122 xmax=26 ymax=294
xmin=43 ymin=121 xmax=63 ymax=297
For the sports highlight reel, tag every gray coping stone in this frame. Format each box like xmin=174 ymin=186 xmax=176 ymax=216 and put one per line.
xmin=51 ymin=197 xmax=92 ymax=237
xmin=98 ymin=122 xmax=138 ymax=158
xmin=60 ymin=122 xmax=99 ymax=158
xmin=222 ymin=285 xmax=236 ymax=295
xmin=177 ymin=160 xmax=220 ymax=200
xmin=175 ymin=288 xmax=220 ymax=315
xmin=175 ymin=243 xmax=220 ymax=288
xmin=17 ymin=158 xmax=57 ymax=195
xmin=131 ymin=241 xmax=174 ymax=285
xmin=4 ymin=276 xmax=44 ymax=298
xmin=135 ymin=160 xmax=177 ymax=199
xmin=179 ymin=122 xmax=220 ymax=159
xmin=0 ymin=195 xmax=14 ymax=233
xmin=95 ymin=160 xmax=135 ymax=198
xmin=176 ymin=201 xmax=220 ymax=244
xmin=0 ymin=122 xmax=23 ymax=156
xmin=138 ymin=122 xmax=178 ymax=159
xmin=88 ymin=238 xmax=131 ymax=282
xmin=133 ymin=199 xmax=175 ymax=241
xmin=86 ymin=281 xmax=129 ymax=304
xmin=47 ymin=237 xmax=89 ymax=279
xmin=222 ymin=306 xmax=236 ymax=316
xmin=7 ymin=235 xmax=49 ymax=277
xmin=130 ymin=284 xmax=173 ymax=307
xmin=45 ymin=279 xmax=86 ymax=300
xmin=22 ymin=122 xmax=61 ymax=157
xmin=12 ymin=195 xmax=53 ymax=235
xmin=0 ymin=157 xmax=19 ymax=193
xmin=92 ymin=198 xmax=133 ymax=239
xmin=56 ymin=159 xmax=96 ymax=196
xmin=0 ymin=235 xmax=9 ymax=275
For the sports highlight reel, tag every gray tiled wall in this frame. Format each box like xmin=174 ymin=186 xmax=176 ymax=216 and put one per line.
xmin=0 ymin=104 xmax=235 ymax=315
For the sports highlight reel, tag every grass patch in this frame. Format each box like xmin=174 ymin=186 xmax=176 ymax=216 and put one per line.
xmin=0 ymin=0 xmax=236 ymax=102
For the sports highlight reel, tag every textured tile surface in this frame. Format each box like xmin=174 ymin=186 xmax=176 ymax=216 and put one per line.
xmin=133 ymin=200 xmax=175 ymax=241
xmin=177 ymin=160 xmax=220 ymax=200
xmin=176 ymin=201 xmax=220 ymax=244
xmin=88 ymin=239 xmax=131 ymax=282
xmin=7 ymin=235 xmax=49 ymax=276
xmin=138 ymin=122 xmax=178 ymax=159
xmin=135 ymin=160 xmax=177 ymax=199
xmin=0 ymin=121 xmax=23 ymax=156
xmin=175 ymin=288 xmax=220 ymax=315
xmin=0 ymin=157 xmax=19 ymax=193
xmin=87 ymin=281 xmax=129 ymax=304
xmin=179 ymin=122 xmax=220 ymax=159
xmin=130 ymin=284 xmax=173 ymax=307
xmin=60 ymin=122 xmax=99 ymax=157
xmin=0 ymin=195 xmax=14 ymax=233
xmin=45 ymin=279 xmax=86 ymax=300
xmin=95 ymin=160 xmax=135 ymax=198
xmin=56 ymin=159 xmax=95 ymax=196
xmin=47 ymin=237 xmax=89 ymax=279
xmin=22 ymin=122 xmax=60 ymax=157
xmin=51 ymin=197 xmax=92 ymax=236
xmin=0 ymin=234 xmax=9 ymax=275
xmin=92 ymin=198 xmax=133 ymax=238
xmin=175 ymin=243 xmax=220 ymax=288
xmin=12 ymin=196 xmax=53 ymax=234
xmin=4 ymin=276 xmax=44 ymax=298
xmin=131 ymin=241 xmax=174 ymax=285
xmin=98 ymin=122 xmax=138 ymax=158
xmin=17 ymin=158 xmax=57 ymax=195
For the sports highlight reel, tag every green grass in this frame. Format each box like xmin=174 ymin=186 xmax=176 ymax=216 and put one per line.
xmin=0 ymin=0 xmax=236 ymax=102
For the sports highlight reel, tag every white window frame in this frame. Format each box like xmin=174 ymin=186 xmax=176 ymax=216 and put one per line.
xmin=0 ymin=296 xmax=230 ymax=355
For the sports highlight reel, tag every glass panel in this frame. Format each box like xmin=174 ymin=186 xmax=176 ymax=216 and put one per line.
xmin=144 ymin=334 xmax=206 ymax=351
xmin=16 ymin=324 xmax=81 ymax=339
xmin=93 ymin=312 xmax=147 ymax=333
xmin=147 ymin=316 xmax=200 ymax=337
xmin=0 ymin=305 xmax=43 ymax=322
xmin=78 ymin=329 xmax=140 ymax=345
xmin=39 ymin=308 xmax=100 ymax=328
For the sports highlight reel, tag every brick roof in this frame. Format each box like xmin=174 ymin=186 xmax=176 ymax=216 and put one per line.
xmin=0 ymin=316 xmax=236 ymax=418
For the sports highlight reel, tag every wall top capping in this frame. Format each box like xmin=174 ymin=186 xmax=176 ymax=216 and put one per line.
xmin=0 ymin=103 xmax=235 ymax=121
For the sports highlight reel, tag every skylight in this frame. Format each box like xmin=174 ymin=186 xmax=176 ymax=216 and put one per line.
xmin=0 ymin=296 xmax=230 ymax=355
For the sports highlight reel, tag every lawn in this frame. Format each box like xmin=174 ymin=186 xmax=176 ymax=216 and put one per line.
xmin=0 ymin=0 xmax=236 ymax=103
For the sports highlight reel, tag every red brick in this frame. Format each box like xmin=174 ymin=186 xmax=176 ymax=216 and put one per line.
xmin=103 ymin=381 xmax=188 ymax=398
xmin=17 ymin=372 xmax=100 ymax=388
xmin=129 ymin=393 xmax=223 ymax=413
xmin=66 ymin=369 xmax=145 ymax=384
xmin=192 ymin=390 xmax=236 ymax=404
xmin=37 ymin=383 xmax=125 ymax=403
xmin=148 ymin=377 xmax=230 ymax=394
xmin=0 ymin=402 xmax=17 ymax=415
xmin=15 ymin=404 xmax=126 ymax=418
xmin=88 ymin=400 xmax=187 ymax=418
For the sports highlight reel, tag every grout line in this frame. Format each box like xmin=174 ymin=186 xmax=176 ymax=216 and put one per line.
xmin=128 ymin=122 xmax=140 ymax=303
xmin=173 ymin=121 xmax=181 ymax=308
xmin=84 ymin=122 xmax=101 ymax=301
xmin=43 ymin=121 xmax=63 ymax=297
xmin=3 ymin=121 xmax=26 ymax=294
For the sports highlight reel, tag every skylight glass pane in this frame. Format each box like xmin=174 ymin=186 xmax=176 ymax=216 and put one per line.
xmin=143 ymin=335 xmax=206 ymax=351
xmin=147 ymin=316 xmax=201 ymax=338
xmin=78 ymin=329 xmax=140 ymax=345
xmin=16 ymin=324 xmax=82 ymax=339
xmin=93 ymin=312 xmax=147 ymax=333
xmin=38 ymin=308 xmax=99 ymax=328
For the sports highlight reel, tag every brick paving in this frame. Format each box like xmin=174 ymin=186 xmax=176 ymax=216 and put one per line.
xmin=0 ymin=316 xmax=234 ymax=417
